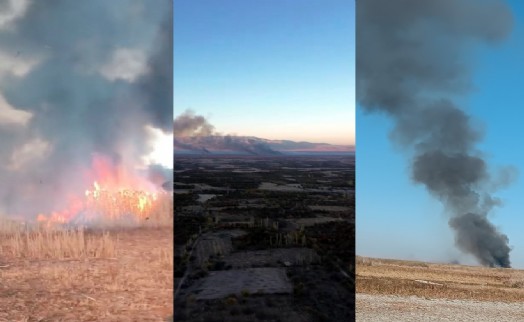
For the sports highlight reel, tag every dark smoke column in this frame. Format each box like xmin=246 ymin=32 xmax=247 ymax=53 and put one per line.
xmin=357 ymin=0 xmax=513 ymax=267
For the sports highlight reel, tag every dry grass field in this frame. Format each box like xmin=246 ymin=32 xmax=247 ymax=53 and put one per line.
xmin=356 ymin=256 xmax=524 ymax=302
xmin=0 ymin=197 xmax=173 ymax=322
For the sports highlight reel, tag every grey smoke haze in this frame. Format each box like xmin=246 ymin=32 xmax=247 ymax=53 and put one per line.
xmin=0 ymin=0 xmax=9 ymax=11
xmin=173 ymin=110 xmax=215 ymax=137
xmin=450 ymin=213 xmax=511 ymax=267
xmin=357 ymin=0 xmax=514 ymax=267
xmin=0 ymin=0 xmax=172 ymax=218
xmin=173 ymin=111 xmax=281 ymax=155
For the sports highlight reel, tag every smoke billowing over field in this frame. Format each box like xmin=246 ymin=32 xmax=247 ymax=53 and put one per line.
xmin=0 ymin=1 xmax=174 ymax=320
xmin=0 ymin=0 xmax=173 ymax=225
xmin=357 ymin=0 xmax=515 ymax=267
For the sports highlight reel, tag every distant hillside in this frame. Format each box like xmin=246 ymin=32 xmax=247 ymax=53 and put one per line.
xmin=174 ymin=136 xmax=354 ymax=156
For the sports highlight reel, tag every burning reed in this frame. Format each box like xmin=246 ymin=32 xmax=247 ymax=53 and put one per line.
xmin=36 ymin=183 xmax=173 ymax=229
xmin=0 ymin=190 xmax=173 ymax=261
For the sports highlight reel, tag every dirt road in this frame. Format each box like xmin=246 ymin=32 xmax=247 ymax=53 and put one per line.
xmin=357 ymin=293 xmax=524 ymax=322
xmin=174 ymin=234 xmax=201 ymax=299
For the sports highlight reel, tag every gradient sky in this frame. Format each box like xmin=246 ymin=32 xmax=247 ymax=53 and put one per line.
xmin=357 ymin=0 xmax=524 ymax=268
xmin=173 ymin=0 xmax=354 ymax=145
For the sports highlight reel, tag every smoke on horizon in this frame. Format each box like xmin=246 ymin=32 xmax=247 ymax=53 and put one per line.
xmin=173 ymin=110 xmax=281 ymax=155
xmin=357 ymin=0 xmax=515 ymax=267
xmin=0 ymin=0 xmax=172 ymax=219
xmin=173 ymin=110 xmax=215 ymax=137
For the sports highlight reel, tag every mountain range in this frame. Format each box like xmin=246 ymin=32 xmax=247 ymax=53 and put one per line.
xmin=174 ymin=136 xmax=354 ymax=156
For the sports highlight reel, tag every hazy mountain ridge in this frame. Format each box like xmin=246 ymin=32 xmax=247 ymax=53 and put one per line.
xmin=174 ymin=135 xmax=354 ymax=156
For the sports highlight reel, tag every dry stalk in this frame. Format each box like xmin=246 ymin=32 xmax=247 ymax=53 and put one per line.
xmin=0 ymin=226 xmax=118 ymax=260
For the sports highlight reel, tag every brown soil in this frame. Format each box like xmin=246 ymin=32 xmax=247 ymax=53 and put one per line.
xmin=0 ymin=227 xmax=173 ymax=321
xmin=356 ymin=256 xmax=524 ymax=302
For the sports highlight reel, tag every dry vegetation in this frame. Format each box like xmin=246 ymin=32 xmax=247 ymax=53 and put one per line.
xmin=356 ymin=256 xmax=524 ymax=302
xmin=1 ymin=228 xmax=117 ymax=260
xmin=0 ymin=196 xmax=173 ymax=321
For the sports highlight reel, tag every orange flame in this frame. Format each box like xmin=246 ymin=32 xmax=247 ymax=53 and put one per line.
xmin=36 ymin=154 xmax=166 ymax=227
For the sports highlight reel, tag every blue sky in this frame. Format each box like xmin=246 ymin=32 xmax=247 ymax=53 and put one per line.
xmin=174 ymin=0 xmax=354 ymax=145
xmin=357 ymin=0 xmax=524 ymax=268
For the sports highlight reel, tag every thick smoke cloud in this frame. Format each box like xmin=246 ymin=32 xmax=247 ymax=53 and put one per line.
xmin=137 ymin=17 xmax=173 ymax=133
xmin=173 ymin=110 xmax=215 ymax=137
xmin=0 ymin=0 xmax=172 ymax=218
xmin=357 ymin=0 xmax=514 ymax=267
xmin=450 ymin=213 xmax=511 ymax=267
xmin=173 ymin=111 xmax=280 ymax=155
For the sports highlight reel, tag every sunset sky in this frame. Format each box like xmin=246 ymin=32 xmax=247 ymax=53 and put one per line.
xmin=174 ymin=0 xmax=354 ymax=146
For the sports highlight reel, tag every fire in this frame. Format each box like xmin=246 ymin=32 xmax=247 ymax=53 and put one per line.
xmin=83 ymin=181 xmax=158 ymax=220
xmin=36 ymin=154 xmax=169 ymax=227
